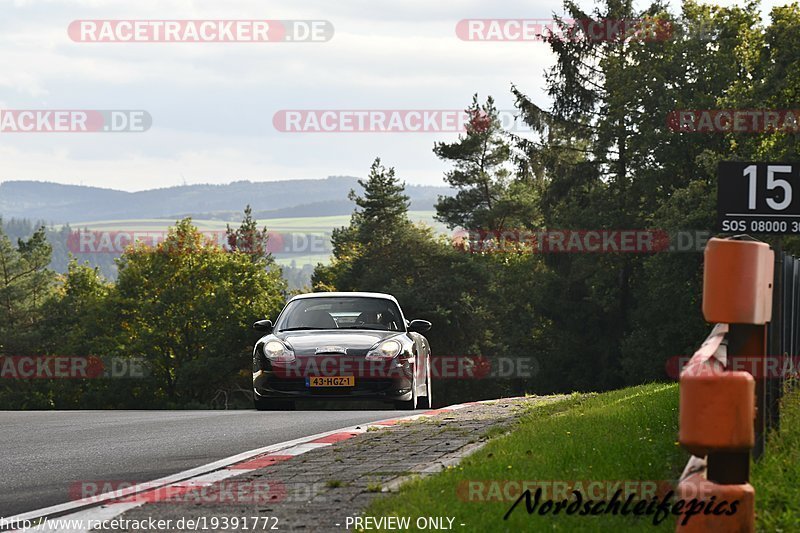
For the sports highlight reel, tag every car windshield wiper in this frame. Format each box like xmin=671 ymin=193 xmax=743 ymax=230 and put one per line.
xmin=337 ymin=326 xmax=389 ymax=331
xmin=278 ymin=327 xmax=328 ymax=332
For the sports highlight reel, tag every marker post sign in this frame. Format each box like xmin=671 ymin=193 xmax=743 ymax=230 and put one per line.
xmin=718 ymin=162 xmax=800 ymax=234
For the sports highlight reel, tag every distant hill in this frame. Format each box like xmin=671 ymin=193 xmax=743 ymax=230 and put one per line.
xmin=0 ymin=177 xmax=452 ymax=224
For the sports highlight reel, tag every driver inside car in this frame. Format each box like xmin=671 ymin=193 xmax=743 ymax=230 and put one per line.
xmin=355 ymin=308 xmax=399 ymax=330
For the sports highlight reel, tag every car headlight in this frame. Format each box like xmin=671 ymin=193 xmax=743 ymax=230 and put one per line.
xmin=366 ymin=340 xmax=402 ymax=360
xmin=263 ymin=340 xmax=295 ymax=363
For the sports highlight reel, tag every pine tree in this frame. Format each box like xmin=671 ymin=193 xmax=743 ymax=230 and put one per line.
xmin=348 ymin=157 xmax=410 ymax=241
xmin=433 ymin=94 xmax=516 ymax=232
xmin=0 ymin=223 xmax=54 ymax=355
xmin=226 ymin=205 xmax=274 ymax=262
xmin=313 ymin=157 xmax=411 ymax=291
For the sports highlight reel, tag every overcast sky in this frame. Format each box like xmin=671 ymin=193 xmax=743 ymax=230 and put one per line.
xmin=0 ymin=0 xmax=787 ymax=192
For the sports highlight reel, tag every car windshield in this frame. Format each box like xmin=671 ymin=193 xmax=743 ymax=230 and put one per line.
xmin=276 ymin=297 xmax=404 ymax=332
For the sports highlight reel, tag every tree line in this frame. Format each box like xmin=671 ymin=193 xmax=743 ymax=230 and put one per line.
xmin=2 ymin=0 xmax=799 ymax=407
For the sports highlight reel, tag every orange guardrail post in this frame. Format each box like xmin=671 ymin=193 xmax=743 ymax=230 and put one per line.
xmin=703 ymin=238 xmax=773 ymax=325
xmin=679 ymin=370 xmax=755 ymax=457
xmin=677 ymin=236 xmax=773 ymax=532
xmin=676 ymin=473 xmax=755 ymax=532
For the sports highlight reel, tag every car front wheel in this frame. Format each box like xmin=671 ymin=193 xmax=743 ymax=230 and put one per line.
xmin=394 ymin=367 xmax=418 ymax=410
xmin=418 ymin=356 xmax=433 ymax=409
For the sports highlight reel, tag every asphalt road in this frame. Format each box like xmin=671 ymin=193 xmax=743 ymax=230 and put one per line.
xmin=0 ymin=407 xmax=405 ymax=517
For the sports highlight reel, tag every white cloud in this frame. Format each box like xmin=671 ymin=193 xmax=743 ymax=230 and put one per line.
xmin=0 ymin=0 xmax=789 ymax=191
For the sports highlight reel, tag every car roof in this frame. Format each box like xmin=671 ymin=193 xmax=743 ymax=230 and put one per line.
xmin=288 ymin=292 xmax=400 ymax=305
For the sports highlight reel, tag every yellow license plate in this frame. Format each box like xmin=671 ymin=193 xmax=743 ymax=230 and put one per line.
xmin=308 ymin=376 xmax=355 ymax=387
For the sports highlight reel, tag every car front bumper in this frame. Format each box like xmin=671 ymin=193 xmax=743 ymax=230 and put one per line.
xmin=253 ymin=356 xmax=414 ymax=401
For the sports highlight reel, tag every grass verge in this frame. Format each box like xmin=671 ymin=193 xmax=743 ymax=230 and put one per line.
xmin=752 ymin=386 xmax=800 ymax=532
xmin=367 ymin=383 xmax=686 ymax=532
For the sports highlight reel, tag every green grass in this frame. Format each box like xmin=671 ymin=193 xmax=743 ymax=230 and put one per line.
xmin=752 ymin=387 xmax=800 ymax=532
xmin=367 ymin=383 xmax=686 ymax=532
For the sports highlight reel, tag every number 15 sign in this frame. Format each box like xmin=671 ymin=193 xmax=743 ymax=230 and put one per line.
xmin=718 ymin=161 xmax=800 ymax=234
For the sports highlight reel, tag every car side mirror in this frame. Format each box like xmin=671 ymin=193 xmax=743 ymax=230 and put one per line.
xmin=408 ymin=319 xmax=431 ymax=333
xmin=253 ymin=319 xmax=273 ymax=333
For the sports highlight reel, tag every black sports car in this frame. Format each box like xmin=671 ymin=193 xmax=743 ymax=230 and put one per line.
xmin=252 ymin=292 xmax=433 ymax=410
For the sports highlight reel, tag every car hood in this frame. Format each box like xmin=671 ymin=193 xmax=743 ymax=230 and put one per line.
xmin=274 ymin=330 xmax=403 ymax=356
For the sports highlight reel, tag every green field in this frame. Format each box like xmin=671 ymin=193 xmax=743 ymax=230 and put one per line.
xmin=368 ymin=383 xmax=686 ymax=532
xmin=66 ymin=211 xmax=440 ymax=232
xmin=62 ymin=211 xmax=444 ymax=266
